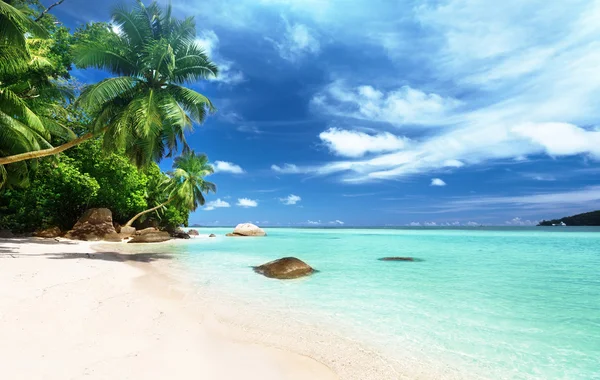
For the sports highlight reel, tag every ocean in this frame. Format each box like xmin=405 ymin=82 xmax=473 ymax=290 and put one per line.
xmin=148 ymin=227 xmax=600 ymax=379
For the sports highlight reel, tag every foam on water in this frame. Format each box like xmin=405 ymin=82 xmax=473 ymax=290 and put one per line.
xmin=148 ymin=228 xmax=600 ymax=379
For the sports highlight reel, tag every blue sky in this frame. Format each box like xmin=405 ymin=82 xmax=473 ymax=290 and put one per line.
xmin=50 ymin=0 xmax=600 ymax=226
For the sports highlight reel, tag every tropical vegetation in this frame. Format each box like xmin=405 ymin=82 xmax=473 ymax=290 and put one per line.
xmin=0 ymin=0 xmax=219 ymax=233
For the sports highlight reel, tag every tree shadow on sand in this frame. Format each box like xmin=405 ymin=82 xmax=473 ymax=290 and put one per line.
xmin=1 ymin=251 xmax=174 ymax=263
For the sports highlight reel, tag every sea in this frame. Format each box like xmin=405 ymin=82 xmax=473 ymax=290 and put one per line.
xmin=140 ymin=227 xmax=600 ymax=379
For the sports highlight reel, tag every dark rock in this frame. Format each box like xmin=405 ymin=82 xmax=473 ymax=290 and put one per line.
xmin=188 ymin=229 xmax=199 ymax=236
xmin=226 ymin=232 xmax=242 ymax=237
xmin=0 ymin=229 xmax=15 ymax=238
xmin=253 ymin=257 xmax=316 ymax=279
xmin=128 ymin=231 xmax=171 ymax=243
xmin=33 ymin=227 xmax=63 ymax=238
xmin=209 ymin=234 xmax=216 ymax=238
xmin=378 ymin=257 xmax=423 ymax=262
xmin=113 ymin=222 xmax=121 ymax=233
xmin=170 ymin=227 xmax=190 ymax=239
xmin=64 ymin=208 xmax=118 ymax=241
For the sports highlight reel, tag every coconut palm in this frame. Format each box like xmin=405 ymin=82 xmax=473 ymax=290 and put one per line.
xmin=0 ymin=0 xmax=218 ymax=167
xmin=124 ymin=151 xmax=215 ymax=227
xmin=0 ymin=0 xmax=74 ymax=186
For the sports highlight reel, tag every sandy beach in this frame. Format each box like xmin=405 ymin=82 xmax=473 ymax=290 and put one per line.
xmin=0 ymin=237 xmax=339 ymax=380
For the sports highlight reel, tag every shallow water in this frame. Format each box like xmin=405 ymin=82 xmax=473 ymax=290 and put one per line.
xmin=165 ymin=227 xmax=600 ymax=379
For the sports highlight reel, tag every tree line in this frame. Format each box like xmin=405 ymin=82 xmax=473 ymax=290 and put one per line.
xmin=0 ymin=0 xmax=217 ymax=232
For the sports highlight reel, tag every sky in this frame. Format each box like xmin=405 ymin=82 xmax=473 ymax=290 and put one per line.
xmin=48 ymin=0 xmax=600 ymax=226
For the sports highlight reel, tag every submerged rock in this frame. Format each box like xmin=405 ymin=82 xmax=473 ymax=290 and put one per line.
xmin=228 ymin=223 xmax=266 ymax=237
xmin=34 ymin=226 xmax=62 ymax=238
xmin=378 ymin=257 xmax=423 ymax=262
xmin=209 ymin=234 xmax=216 ymax=237
xmin=64 ymin=208 xmax=118 ymax=241
xmin=128 ymin=231 xmax=171 ymax=243
xmin=253 ymin=257 xmax=315 ymax=279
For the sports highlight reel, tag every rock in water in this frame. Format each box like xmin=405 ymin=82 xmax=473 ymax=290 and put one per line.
xmin=188 ymin=229 xmax=199 ymax=236
xmin=34 ymin=226 xmax=62 ymax=238
xmin=229 ymin=223 xmax=266 ymax=237
xmin=128 ymin=231 xmax=171 ymax=243
xmin=253 ymin=257 xmax=315 ymax=279
xmin=64 ymin=208 xmax=118 ymax=241
xmin=378 ymin=257 xmax=423 ymax=262
xmin=209 ymin=234 xmax=216 ymax=237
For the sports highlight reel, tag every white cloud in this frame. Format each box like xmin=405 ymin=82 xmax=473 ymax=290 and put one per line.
xmin=204 ymin=199 xmax=231 ymax=211
xmin=424 ymin=221 xmax=437 ymax=226
xmin=280 ymin=194 xmax=301 ymax=205
xmin=505 ymin=217 xmax=537 ymax=226
xmin=319 ymin=128 xmax=410 ymax=157
xmin=237 ymin=198 xmax=258 ymax=207
xmin=329 ymin=220 xmax=344 ymax=225
xmin=451 ymin=186 xmax=600 ymax=208
xmin=268 ymin=19 xmax=320 ymax=61
xmin=430 ymin=178 xmax=446 ymax=187
xmin=408 ymin=222 xmax=421 ymax=226
xmin=195 ymin=30 xmax=244 ymax=84
xmin=271 ymin=163 xmax=301 ymax=173
xmin=312 ymin=81 xmax=462 ymax=127
xmin=213 ymin=161 xmax=245 ymax=174
xmin=306 ymin=220 xmax=321 ymax=225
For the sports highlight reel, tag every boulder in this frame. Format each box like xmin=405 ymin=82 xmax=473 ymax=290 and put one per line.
xmin=128 ymin=231 xmax=171 ymax=243
xmin=113 ymin=222 xmax=121 ymax=233
xmin=120 ymin=226 xmax=136 ymax=237
xmin=171 ymin=227 xmax=190 ymax=239
xmin=253 ymin=257 xmax=315 ymax=279
xmin=33 ymin=227 xmax=62 ymax=238
xmin=188 ymin=229 xmax=199 ymax=236
xmin=209 ymin=234 xmax=216 ymax=238
xmin=229 ymin=223 xmax=266 ymax=237
xmin=226 ymin=233 xmax=237 ymax=237
xmin=104 ymin=233 xmax=124 ymax=242
xmin=64 ymin=208 xmax=118 ymax=241
xmin=135 ymin=227 xmax=159 ymax=235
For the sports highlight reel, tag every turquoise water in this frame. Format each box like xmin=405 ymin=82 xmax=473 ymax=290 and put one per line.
xmin=173 ymin=228 xmax=600 ymax=379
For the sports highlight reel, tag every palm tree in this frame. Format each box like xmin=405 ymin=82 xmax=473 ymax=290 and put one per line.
xmin=124 ymin=151 xmax=216 ymax=227
xmin=0 ymin=0 xmax=218 ymax=167
xmin=0 ymin=0 xmax=73 ymax=186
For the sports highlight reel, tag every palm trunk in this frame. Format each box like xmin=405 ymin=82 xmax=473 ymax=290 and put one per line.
xmin=124 ymin=197 xmax=173 ymax=227
xmin=0 ymin=131 xmax=97 ymax=165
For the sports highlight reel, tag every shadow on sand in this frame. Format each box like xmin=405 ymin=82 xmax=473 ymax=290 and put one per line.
xmin=0 ymin=251 xmax=174 ymax=263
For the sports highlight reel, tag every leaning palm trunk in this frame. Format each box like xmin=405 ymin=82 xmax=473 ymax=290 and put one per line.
xmin=124 ymin=197 xmax=173 ymax=227
xmin=0 ymin=131 xmax=99 ymax=165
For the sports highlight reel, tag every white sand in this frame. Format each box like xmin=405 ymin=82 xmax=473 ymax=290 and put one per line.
xmin=0 ymin=237 xmax=338 ymax=380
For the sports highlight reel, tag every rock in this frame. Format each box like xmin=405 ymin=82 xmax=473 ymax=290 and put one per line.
xmin=104 ymin=233 xmax=124 ymax=242
xmin=64 ymin=208 xmax=118 ymax=241
xmin=0 ymin=229 xmax=14 ymax=238
xmin=230 ymin=223 xmax=266 ymax=237
xmin=120 ymin=226 xmax=136 ymax=236
xmin=253 ymin=257 xmax=315 ymax=279
xmin=209 ymin=234 xmax=216 ymax=238
xmin=188 ymin=229 xmax=199 ymax=236
xmin=171 ymin=227 xmax=190 ymax=239
xmin=378 ymin=257 xmax=423 ymax=262
xmin=226 ymin=233 xmax=237 ymax=237
xmin=33 ymin=227 xmax=62 ymax=238
xmin=128 ymin=231 xmax=171 ymax=243
xmin=113 ymin=222 xmax=121 ymax=233
xmin=135 ymin=227 xmax=159 ymax=235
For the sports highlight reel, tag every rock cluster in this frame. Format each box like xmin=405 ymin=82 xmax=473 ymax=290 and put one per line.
xmin=64 ymin=208 xmax=120 ymax=241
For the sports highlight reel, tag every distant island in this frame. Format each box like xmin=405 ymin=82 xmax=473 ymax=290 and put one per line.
xmin=538 ymin=210 xmax=600 ymax=226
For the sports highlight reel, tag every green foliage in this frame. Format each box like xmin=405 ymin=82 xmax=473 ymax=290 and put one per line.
xmin=0 ymin=157 xmax=99 ymax=231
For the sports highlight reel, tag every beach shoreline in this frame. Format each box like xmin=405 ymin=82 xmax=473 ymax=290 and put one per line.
xmin=0 ymin=237 xmax=339 ymax=380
